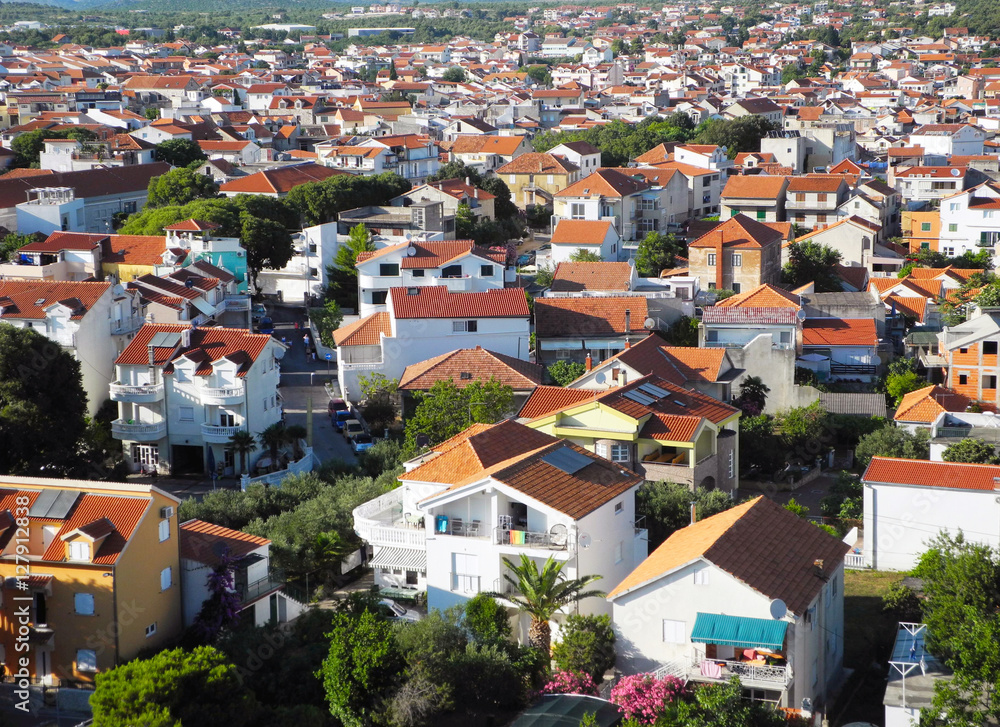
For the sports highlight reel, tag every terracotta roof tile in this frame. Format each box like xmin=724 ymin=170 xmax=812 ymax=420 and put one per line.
xmin=495 ymin=152 xmax=579 ymax=176
xmin=43 ymin=493 xmax=148 ymax=565
xmin=550 ymin=262 xmax=633 ymax=292
xmin=0 ymin=280 xmax=110 ymax=320
xmin=555 ymin=168 xmax=649 ymax=198
xmin=399 ymin=346 xmax=543 ymax=391
xmin=102 ymin=234 xmax=168 ymax=266
xmin=116 ymin=324 xmax=273 ymax=376
xmin=535 ymin=296 xmax=648 ymax=337
xmin=689 ymin=215 xmax=784 ymax=250
xmin=519 ymin=386 xmax=600 ymax=419
xmin=180 ymin=519 xmax=270 ymax=566
xmin=389 ymin=287 xmax=530 ymax=319
xmin=716 ymin=283 xmax=802 ymax=309
xmin=864 ymin=456 xmax=1000 ymax=491
xmin=894 ymin=385 xmax=970 ymax=424
xmin=333 ymin=312 xmax=391 ymax=347
xmin=219 ymin=163 xmax=349 ymax=195
xmin=802 ymin=318 xmax=878 ymax=347
xmin=550 ymin=220 xmax=616 ymax=246
xmin=722 ymin=175 xmax=788 ymax=200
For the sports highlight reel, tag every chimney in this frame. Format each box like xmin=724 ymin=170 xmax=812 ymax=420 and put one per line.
xmin=625 ymin=308 xmax=631 ymax=334
xmin=465 ymin=176 xmax=470 ymax=186
xmin=625 ymin=339 xmax=631 ymax=349
xmin=148 ymin=344 xmax=156 ymax=367
xmin=813 ymin=559 xmax=825 ymax=574
xmin=585 ymin=353 xmax=592 ymax=371
xmin=474 ymin=187 xmax=479 ymax=199
xmin=621 ymin=369 xmax=627 ymax=386
xmin=611 ymin=366 xmax=619 ymax=383
xmin=690 ymin=501 xmax=697 ymax=525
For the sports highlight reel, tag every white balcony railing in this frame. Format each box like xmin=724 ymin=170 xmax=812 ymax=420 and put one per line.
xmin=200 ymin=423 xmax=242 ymax=441
xmin=109 ymin=382 xmax=164 ymax=402
xmin=223 ymin=296 xmax=251 ymax=312
xmin=110 ymin=316 xmax=144 ymax=335
xmin=695 ymin=659 xmax=791 ymax=686
xmin=353 ymin=490 xmax=427 ymax=549
xmin=429 ymin=275 xmax=472 ymax=292
xmin=111 ymin=419 xmax=166 ymax=440
xmin=201 ymin=383 xmax=245 ymax=404
xmin=845 ymin=553 xmax=867 ymax=570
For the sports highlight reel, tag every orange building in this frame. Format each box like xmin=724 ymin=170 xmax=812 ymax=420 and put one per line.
xmin=937 ymin=312 xmax=1000 ymax=404
xmin=0 ymin=478 xmax=182 ymax=685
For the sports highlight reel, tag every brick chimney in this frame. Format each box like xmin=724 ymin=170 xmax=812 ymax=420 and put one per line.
xmin=690 ymin=502 xmax=697 ymax=524
xmin=585 ymin=353 xmax=592 ymax=371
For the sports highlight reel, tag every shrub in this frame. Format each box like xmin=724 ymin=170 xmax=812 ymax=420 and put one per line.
xmin=540 ymin=669 xmax=598 ymax=696
xmin=551 ymin=614 xmax=616 ymax=682
xmin=882 ymin=583 xmax=923 ymax=623
xmin=609 ymin=673 xmax=686 ymax=724
xmin=464 ymin=593 xmax=511 ymax=644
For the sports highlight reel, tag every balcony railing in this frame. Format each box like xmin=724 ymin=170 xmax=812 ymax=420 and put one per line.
xmin=495 ymin=527 xmax=568 ymax=550
xmin=200 ymin=423 xmax=242 ymax=441
xmin=110 ymin=382 xmax=164 ymax=402
xmin=934 ymin=426 xmax=972 ymax=439
xmin=450 ymin=572 xmax=481 ymax=594
xmin=201 ymin=383 xmax=245 ymax=404
xmin=238 ymin=575 xmax=285 ymax=605
xmin=353 ymin=490 xmax=427 ymax=549
xmin=223 ymin=296 xmax=251 ymax=311
xmin=844 ymin=553 xmax=867 ymax=570
xmin=110 ymin=316 xmax=144 ymax=335
xmin=692 ymin=658 xmax=791 ymax=686
xmin=111 ymin=419 xmax=166 ymax=440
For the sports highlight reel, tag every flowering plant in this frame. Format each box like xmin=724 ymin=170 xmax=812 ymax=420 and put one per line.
xmin=609 ymin=673 xmax=686 ymax=724
xmin=539 ymin=669 xmax=599 ymax=697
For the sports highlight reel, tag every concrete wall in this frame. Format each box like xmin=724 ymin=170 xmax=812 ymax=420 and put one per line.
xmin=725 ymin=334 xmax=820 ymax=413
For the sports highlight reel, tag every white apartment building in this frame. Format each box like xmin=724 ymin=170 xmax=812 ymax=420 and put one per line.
xmin=111 ymin=324 xmax=284 ymax=476
xmin=256 ymin=221 xmax=339 ymax=305
xmin=354 ymin=239 xmax=508 ymax=317
xmin=0 ymin=279 xmax=143 ymax=415
xmin=938 ymin=182 xmax=1000 ymax=262
xmin=333 ymin=287 xmax=531 ymax=403
xmin=352 ymin=420 xmax=647 ymax=627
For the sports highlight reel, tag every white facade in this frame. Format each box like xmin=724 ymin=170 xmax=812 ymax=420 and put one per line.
xmin=16 ymin=188 xmax=86 ymax=236
xmin=256 ymin=221 xmax=339 ymax=305
xmin=939 ymin=184 xmax=1000 ymax=262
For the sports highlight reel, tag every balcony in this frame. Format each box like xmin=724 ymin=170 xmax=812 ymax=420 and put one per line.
xmin=200 ymin=423 xmax=242 ymax=442
xmin=238 ymin=575 xmax=285 ymax=605
xmin=686 ymin=658 xmax=791 ymax=688
xmin=494 ymin=527 xmax=568 ymax=550
xmin=353 ymin=490 xmax=427 ymax=549
xmin=110 ymin=316 xmax=144 ymax=335
xmin=109 ymin=382 xmax=164 ymax=403
xmin=429 ymin=275 xmax=472 ymax=292
xmin=111 ymin=419 xmax=166 ymax=441
xmin=223 ymin=296 xmax=251 ymax=312
xmin=201 ymin=383 xmax=245 ymax=405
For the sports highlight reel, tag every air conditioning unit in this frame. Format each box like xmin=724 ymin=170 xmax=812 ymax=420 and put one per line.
xmin=160 ymin=506 xmax=175 ymax=519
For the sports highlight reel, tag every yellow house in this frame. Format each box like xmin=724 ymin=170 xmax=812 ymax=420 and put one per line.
xmin=0 ymin=477 xmax=182 ymax=686
xmin=101 ymin=234 xmax=169 ymax=283
xmin=520 ymin=375 xmax=741 ymax=492
xmin=495 ymin=152 xmax=581 ymax=210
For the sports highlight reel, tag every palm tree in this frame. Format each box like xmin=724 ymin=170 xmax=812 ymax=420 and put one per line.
xmin=285 ymin=424 xmax=307 ymax=460
xmin=486 ymin=554 xmax=604 ymax=656
xmin=736 ymin=375 xmax=770 ymax=415
xmin=257 ymin=423 xmax=288 ymax=472
xmin=227 ymin=429 xmax=256 ymax=474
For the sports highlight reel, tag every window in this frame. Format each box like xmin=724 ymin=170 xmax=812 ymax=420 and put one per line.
xmin=179 ymin=406 xmax=194 ymax=421
xmin=943 ymin=247 xmax=955 ymax=257
xmin=411 ymin=269 xmax=425 ymax=277
xmin=948 ymin=223 xmax=958 ymax=232
xmin=986 ymin=375 xmax=998 ymax=389
xmin=614 ymin=501 xmax=624 ymax=515
xmin=570 ymin=203 xmax=586 ymax=219
xmin=662 ymin=619 xmax=685 ymax=644
xmin=158 ymin=519 xmax=170 ymax=542
xmin=694 ymin=569 xmax=709 ymax=585
xmin=614 ymin=542 xmax=623 ymax=564
xmin=732 ymin=282 xmax=741 ymax=293
xmin=732 ymin=253 xmax=742 ymax=267
xmin=160 ymin=567 xmax=172 ymax=591
xmin=921 ymin=222 xmax=932 ymax=232
xmin=74 ymin=593 xmax=95 ymax=616
xmin=479 ymin=265 xmax=494 ymax=277
xmin=145 ymin=623 xmax=157 ymax=638
xmin=795 ymin=193 xmax=805 ymax=202
xmin=985 ymin=341 xmax=998 ymax=355
xmin=371 ymin=290 xmax=388 ymax=305
xmin=379 ymin=263 xmax=400 ymax=276
xmin=756 ymin=209 xmax=766 ymax=220
xmin=959 ymin=374 xmax=968 ymax=385
xmin=76 ymin=649 xmax=97 ymax=673
xmin=728 ymin=449 xmax=735 ymax=479
xmin=452 ymin=320 xmax=478 ymax=333
xmin=950 ymin=202 xmax=960 ymax=211
xmin=69 ymin=541 xmax=89 ymax=562
xmin=707 ymin=253 xmax=716 ymax=266
xmin=452 ymin=553 xmax=479 ymax=594
xmin=960 ymin=347 xmax=969 ymax=354
xmin=817 ymin=193 xmax=828 ymax=202
xmin=610 ymin=443 xmax=630 ymax=462
xmin=817 ymin=214 xmax=827 ymax=223
xmin=595 ymin=442 xmax=608 ymax=458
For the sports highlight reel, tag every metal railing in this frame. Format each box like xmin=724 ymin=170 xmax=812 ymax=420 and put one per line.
xmin=494 ymin=527 xmax=568 ymax=550
xmin=224 ymin=296 xmax=251 ymax=311
xmin=239 ymin=575 xmax=285 ymax=604
xmin=845 ymin=553 xmax=867 ymax=570
xmin=933 ymin=426 xmax=971 ymax=439
xmin=111 ymin=316 xmax=144 ymax=335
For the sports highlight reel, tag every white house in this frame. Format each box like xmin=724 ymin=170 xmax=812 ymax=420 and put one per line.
xmin=548 ymin=141 xmax=602 ymax=176
xmin=352 ymin=420 xmax=647 ymax=629
xmin=862 ymin=457 xmax=1000 ymax=572
xmin=549 ymin=220 xmax=622 ymax=264
xmin=179 ymin=519 xmax=306 ymax=628
xmin=354 ymin=239 xmax=508 ymax=316
xmin=333 ymin=287 xmax=531 ymax=403
xmin=938 ymin=181 xmax=1000 ymax=262
xmin=908 ymin=124 xmax=987 ymax=157
xmin=256 ymin=221 xmax=339 ymax=305
xmin=110 ymin=324 xmax=284 ymax=476
xmin=608 ymin=496 xmax=849 ymax=711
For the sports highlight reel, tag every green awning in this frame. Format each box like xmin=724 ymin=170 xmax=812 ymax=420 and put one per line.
xmin=690 ymin=613 xmax=788 ymax=651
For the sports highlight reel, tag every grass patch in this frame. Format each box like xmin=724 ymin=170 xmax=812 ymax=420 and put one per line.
xmin=831 ymin=569 xmax=905 ymax=726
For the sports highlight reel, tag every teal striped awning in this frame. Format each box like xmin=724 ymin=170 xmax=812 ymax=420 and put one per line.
xmin=690 ymin=613 xmax=788 ymax=651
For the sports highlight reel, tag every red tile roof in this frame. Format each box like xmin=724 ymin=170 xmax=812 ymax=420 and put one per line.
xmin=23 ymin=232 xmax=107 ymax=252
xmin=550 ymin=219 xmax=616 ymax=246
xmin=333 ymin=312 xmax=392 ymax=347
xmin=43 ymin=493 xmax=149 ymax=565
xmin=689 ymin=214 xmax=783 ymax=249
xmin=722 ymin=175 xmax=788 ymax=200
xmin=519 ymin=386 xmax=600 ymax=419
xmin=535 ymin=296 xmax=648 ymax=337
xmin=219 ymin=163 xmax=349 ymax=195
xmin=495 ymin=152 xmax=579 ymax=175
xmin=894 ymin=385 xmax=970 ymax=424
xmin=0 ymin=280 xmax=110 ymax=320
xmin=116 ymin=324 xmax=274 ymax=376
xmin=555 ymin=168 xmax=649 ymax=198
xmin=389 ymin=287 xmax=530 ymax=319
xmin=716 ymin=283 xmax=801 ymax=309
xmin=550 ymin=262 xmax=633 ymax=292
xmin=101 ymin=235 xmax=168 ymax=266
xmin=163 ymin=218 xmax=220 ymax=232
xmin=399 ymin=346 xmax=543 ymax=391
xmin=802 ymin=318 xmax=878 ymax=347
xmin=864 ymin=456 xmax=1000 ymax=491
xmin=180 ymin=519 xmax=270 ymax=566
xmin=357 ymin=240 xmax=503 ymax=270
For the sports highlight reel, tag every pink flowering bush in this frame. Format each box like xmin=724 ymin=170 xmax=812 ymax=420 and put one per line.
xmin=540 ymin=669 xmax=599 ymax=697
xmin=609 ymin=673 xmax=686 ymax=724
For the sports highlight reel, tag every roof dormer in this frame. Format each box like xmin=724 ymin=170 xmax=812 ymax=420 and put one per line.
xmin=62 ymin=517 xmax=115 ymax=562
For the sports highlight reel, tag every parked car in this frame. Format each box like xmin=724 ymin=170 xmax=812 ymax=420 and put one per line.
xmin=351 ymin=433 xmax=375 ymax=453
xmin=332 ymin=406 xmax=354 ymax=432
xmin=328 ymin=398 xmax=349 ymax=416
xmin=343 ymin=419 xmax=365 ymax=440
xmin=516 ymin=253 xmax=534 ymax=266
xmin=251 ymin=303 xmax=267 ymax=322
xmin=257 ymin=317 xmax=274 ymax=335
xmin=378 ymin=599 xmax=421 ymax=622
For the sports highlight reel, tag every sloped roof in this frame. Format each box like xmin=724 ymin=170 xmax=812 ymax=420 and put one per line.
xmin=550 ymin=262 xmax=632 ymax=292
xmin=608 ymin=496 xmax=849 ymax=615
xmin=550 ymin=220 xmax=616 ymax=246
xmin=389 ymin=287 xmax=530 ymax=319
xmin=116 ymin=324 xmax=273 ymax=376
xmin=218 ymin=163 xmax=348 ymax=194
xmin=689 ymin=214 xmax=783 ymax=250
xmin=722 ymin=174 xmax=788 ymax=200
xmin=802 ymin=318 xmax=878 ymax=347
xmin=180 ymin=518 xmax=270 ymax=566
xmin=555 ymin=168 xmax=649 ymax=198
xmin=716 ymin=283 xmax=802 ymax=309
xmin=399 ymin=346 xmax=543 ymax=391
xmin=864 ymin=456 xmax=1000 ymax=491
xmin=333 ymin=312 xmax=392 ymax=347
xmin=0 ymin=280 xmax=110 ymax=320
xmin=894 ymin=385 xmax=970 ymax=424
xmin=535 ymin=296 xmax=648 ymax=337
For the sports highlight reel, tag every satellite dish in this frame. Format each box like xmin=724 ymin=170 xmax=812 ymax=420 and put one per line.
xmin=404 ymin=232 xmax=413 ymax=240
xmin=872 ymin=355 xmax=882 ymax=366
xmin=769 ymin=598 xmax=788 ymax=620
xmin=578 ymin=533 xmax=592 ymax=549
xmin=951 ymin=168 xmax=961 ymax=177
xmin=406 ymin=245 xmax=417 ymax=256
xmin=796 ymin=309 xmax=807 ymax=320
xmin=644 ymin=317 xmax=656 ymax=329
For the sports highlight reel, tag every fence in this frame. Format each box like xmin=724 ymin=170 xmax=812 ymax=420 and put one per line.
xmin=240 ymin=446 xmax=315 ymax=490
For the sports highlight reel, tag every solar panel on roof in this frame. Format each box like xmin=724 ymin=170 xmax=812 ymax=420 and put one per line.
xmin=638 ymin=382 xmax=670 ymax=399
xmin=623 ymin=390 xmax=655 ymax=406
xmin=29 ymin=490 xmax=58 ymax=517
xmin=541 ymin=446 xmax=593 ymax=475
xmin=149 ymin=331 xmax=182 ymax=348
xmin=29 ymin=489 xmax=81 ymax=519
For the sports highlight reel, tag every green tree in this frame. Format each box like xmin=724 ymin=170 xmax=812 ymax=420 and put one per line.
xmin=327 ymin=223 xmax=375 ymax=309
xmin=235 ymin=195 xmax=296 ymax=292
xmin=464 ymin=593 xmax=512 ymax=644
xmin=551 ymin=614 xmax=616 ymax=682
xmin=781 ymin=62 xmax=805 ymax=83
xmin=886 ymin=369 xmax=926 ymax=405
xmin=783 ymin=497 xmax=810 ymax=518
xmin=309 ymin=300 xmax=345 ymax=349
xmin=0 ymin=233 xmax=38 ymax=262
xmin=634 ymin=231 xmax=683 ymax=277
xmin=546 ymin=360 xmax=586 ymax=386
xmin=569 ymin=249 xmax=603 ymax=262
xmin=357 ymin=372 xmax=398 ymax=433
xmin=693 ymin=115 xmax=777 ymax=157
xmin=637 ymin=483 xmax=737 ymax=549
xmin=427 ymin=160 xmax=482 ymax=186
xmin=320 ymin=609 xmax=402 ymax=727
xmin=226 ymin=429 xmax=256 ymax=474
xmin=147 ymin=166 xmax=218 ymax=207
xmin=442 ymin=66 xmax=467 ymax=82
xmin=534 ymin=263 xmax=555 ymax=288
xmin=974 ymin=283 xmax=1000 ymax=308
xmin=525 ymin=64 xmax=551 ymax=86
xmin=0 ymin=324 xmax=88 ymax=475
xmin=11 ymin=127 xmax=96 ymax=167
xmin=155 ymin=138 xmax=207 ymax=167
xmin=734 ymin=375 xmax=770 ymax=415
xmin=487 ymin=554 xmax=604 ymax=655
xmin=664 ymin=316 xmax=699 ymax=346
xmin=405 ymin=378 xmax=514 ymax=449
xmin=782 ymin=240 xmax=844 ymax=291
xmin=257 ymin=423 xmax=290 ymax=471
xmin=942 ymin=438 xmax=999 ymax=464
xmin=455 ymin=201 xmax=475 ymax=239
xmin=855 ymin=425 xmax=930 ymax=466
xmin=91 ymin=646 xmax=257 ymax=726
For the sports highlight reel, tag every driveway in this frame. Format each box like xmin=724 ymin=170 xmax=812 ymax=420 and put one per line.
xmin=281 ymin=384 xmax=356 ymax=466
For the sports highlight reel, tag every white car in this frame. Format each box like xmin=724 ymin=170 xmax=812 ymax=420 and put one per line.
xmin=379 ymin=599 xmax=422 ymax=622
